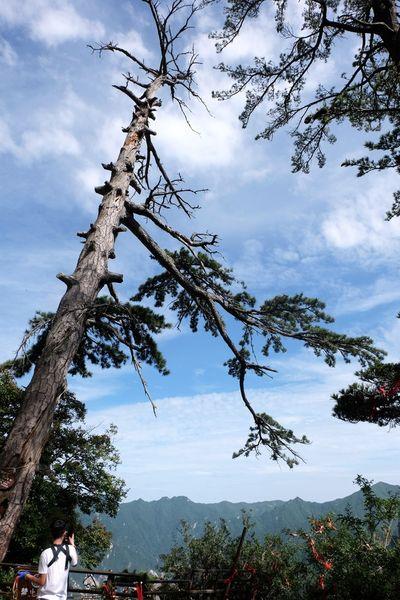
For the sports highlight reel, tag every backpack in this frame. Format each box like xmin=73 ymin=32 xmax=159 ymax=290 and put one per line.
xmin=47 ymin=544 xmax=72 ymax=570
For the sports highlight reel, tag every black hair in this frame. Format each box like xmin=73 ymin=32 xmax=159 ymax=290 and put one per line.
xmin=50 ymin=519 xmax=68 ymax=540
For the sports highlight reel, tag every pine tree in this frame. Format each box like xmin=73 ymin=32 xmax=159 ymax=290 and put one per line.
xmin=0 ymin=0 xmax=383 ymax=559
xmin=333 ymin=362 xmax=400 ymax=426
xmin=213 ymin=0 xmax=400 ymax=199
xmin=212 ymin=0 xmax=400 ymax=427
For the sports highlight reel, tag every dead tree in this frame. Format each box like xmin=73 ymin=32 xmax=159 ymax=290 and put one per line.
xmin=0 ymin=0 xmax=383 ymax=560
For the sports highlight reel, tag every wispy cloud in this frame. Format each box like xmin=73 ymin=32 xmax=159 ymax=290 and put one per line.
xmin=86 ymin=357 xmax=400 ymax=503
xmin=0 ymin=1 xmax=105 ymax=46
xmin=1 ymin=91 xmax=87 ymax=162
xmin=337 ymin=277 xmax=400 ymax=315
xmin=0 ymin=35 xmax=17 ymax=65
xmin=2 ymin=0 xmax=399 ymax=507
xmin=155 ymin=8 xmax=277 ymax=175
xmin=321 ymin=171 xmax=400 ymax=264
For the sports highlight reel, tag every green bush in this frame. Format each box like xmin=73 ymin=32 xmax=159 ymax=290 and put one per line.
xmin=161 ymin=477 xmax=400 ymax=599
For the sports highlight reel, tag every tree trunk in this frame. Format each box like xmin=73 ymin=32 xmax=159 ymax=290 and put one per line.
xmin=372 ymin=0 xmax=400 ymax=64
xmin=0 ymin=77 xmax=162 ymax=561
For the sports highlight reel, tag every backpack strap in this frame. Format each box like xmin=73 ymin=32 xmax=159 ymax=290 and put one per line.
xmin=47 ymin=544 xmax=72 ymax=570
xmin=47 ymin=545 xmax=60 ymax=568
xmin=62 ymin=544 xmax=71 ymax=570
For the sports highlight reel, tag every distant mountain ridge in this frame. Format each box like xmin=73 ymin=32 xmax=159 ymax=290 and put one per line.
xmin=98 ymin=482 xmax=400 ymax=571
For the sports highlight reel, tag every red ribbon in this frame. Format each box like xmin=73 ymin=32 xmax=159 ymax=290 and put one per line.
xmin=389 ymin=380 xmax=400 ymax=396
xmin=373 ymin=379 xmax=400 ymax=418
xmin=309 ymin=539 xmax=333 ymax=570
xmin=244 ymin=563 xmax=257 ymax=575
xmin=308 ymin=538 xmax=332 ymax=598
xmin=223 ymin=568 xmax=238 ymax=585
xmin=135 ymin=583 xmax=144 ymax=600
xmin=318 ymin=574 xmax=329 ymax=599
xmin=378 ymin=380 xmax=400 ymax=398
xmin=102 ymin=583 xmax=116 ymax=600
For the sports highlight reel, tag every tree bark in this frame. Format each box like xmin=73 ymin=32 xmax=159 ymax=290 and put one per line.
xmin=371 ymin=0 xmax=400 ymax=64
xmin=0 ymin=76 xmax=163 ymax=561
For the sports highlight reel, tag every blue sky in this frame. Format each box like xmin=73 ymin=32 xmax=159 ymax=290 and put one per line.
xmin=1 ymin=0 xmax=400 ymax=504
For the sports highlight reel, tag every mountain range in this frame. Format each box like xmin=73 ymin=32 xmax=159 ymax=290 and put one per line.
xmin=98 ymin=482 xmax=400 ymax=571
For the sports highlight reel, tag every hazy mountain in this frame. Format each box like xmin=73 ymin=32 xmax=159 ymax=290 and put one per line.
xmin=98 ymin=482 xmax=400 ymax=571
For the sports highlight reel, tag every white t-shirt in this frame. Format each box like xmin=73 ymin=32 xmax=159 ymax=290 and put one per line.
xmin=37 ymin=545 xmax=78 ymax=600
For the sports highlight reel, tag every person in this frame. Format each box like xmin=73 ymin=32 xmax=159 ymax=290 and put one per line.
xmin=102 ymin=575 xmax=116 ymax=600
xmin=20 ymin=519 xmax=78 ymax=600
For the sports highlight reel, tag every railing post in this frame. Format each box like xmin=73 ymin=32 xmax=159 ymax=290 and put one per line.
xmin=223 ymin=527 xmax=247 ymax=600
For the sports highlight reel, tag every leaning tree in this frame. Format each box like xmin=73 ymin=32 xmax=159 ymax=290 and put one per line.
xmin=0 ymin=372 xmax=124 ymax=566
xmin=0 ymin=0 xmax=383 ymax=559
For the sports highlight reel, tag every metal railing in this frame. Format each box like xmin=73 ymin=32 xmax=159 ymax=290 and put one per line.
xmin=0 ymin=562 xmax=242 ymax=599
xmin=0 ymin=528 xmax=250 ymax=599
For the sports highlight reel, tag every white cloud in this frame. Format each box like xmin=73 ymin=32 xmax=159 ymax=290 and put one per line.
xmin=232 ymin=238 xmax=308 ymax=291
xmin=198 ymin=9 xmax=277 ymax=63
xmin=0 ymin=244 xmax=79 ymax=362
xmin=373 ymin=317 xmax=400 ymax=362
xmin=111 ymin=29 xmax=152 ymax=60
xmin=157 ymin=102 xmax=243 ymax=170
xmin=0 ymin=36 xmax=17 ymax=65
xmin=86 ymin=356 xmax=400 ymax=502
xmin=154 ymin=9 xmax=277 ymax=174
xmin=323 ymin=210 xmax=367 ymax=248
xmin=69 ymin=381 xmax=121 ymax=405
xmin=233 ymin=239 xmax=269 ymax=286
xmin=21 ymin=128 xmax=80 ymax=158
xmin=2 ymin=91 xmax=87 ymax=162
xmin=74 ymin=164 xmax=105 ymax=212
xmin=338 ymin=277 xmax=400 ymax=315
xmin=321 ymin=173 xmax=400 ymax=263
xmin=303 ymin=53 xmax=337 ymax=94
xmin=97 ymin=116 xmax=126 ymax=160
xmin=0 ymin=119 xmax=18 ymax=154
xmin=0 ymin=1 xmax=105 ymax=46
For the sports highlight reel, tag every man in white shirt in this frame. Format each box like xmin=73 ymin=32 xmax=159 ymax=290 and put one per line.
xmin=23 ymin=519 xmax=78 ymax=600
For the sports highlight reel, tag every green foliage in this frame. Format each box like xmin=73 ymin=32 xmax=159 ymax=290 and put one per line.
xmin=161 ymin=518 xmax=306 ymax=598
xmin=2 ymin=296 xmax=170 ymax=379
xmin=0 ymin=372 xmax=126 ymax=565
xmin=135 ymin=247 xmax=383 ymax=464
xmin=213 ymin=0 xmax=400 ymax=213
xmin=0 ymin=568 xmax=14 ymax=599
xmin=75 ymin=520 xmax=112 ymax=570
xmin=232 ymin=411 xmax=309 ymax=468
xmin=136 ymin=250 xmax=382 ymax=371
xmin=134 ymin=248 xmax=256 ymax=334
xmin=258 ymin=294 xmax=379 ymax=368
xmin=332 ymin=362 xmax=400 ymax=426
xmin=162 ymin=519 xmax=234 ymax=577
xmin=343 ymin=127 xmax=400 ymax=220
xmin=210 ymin=1 xmax=400 ymax=433
xmin=296 ymin=476 xmax=400 ymax=599
xmin=161 ymin=477 xmax=400 ymax=598
xmin=347 ymin=475 xmax=400 ymax=543
xmin=4 ymin=251 xmax=384 ymax=466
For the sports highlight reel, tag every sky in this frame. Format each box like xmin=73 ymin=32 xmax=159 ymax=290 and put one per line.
xmin=1 ymin=0 xmax=399 ymax=505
